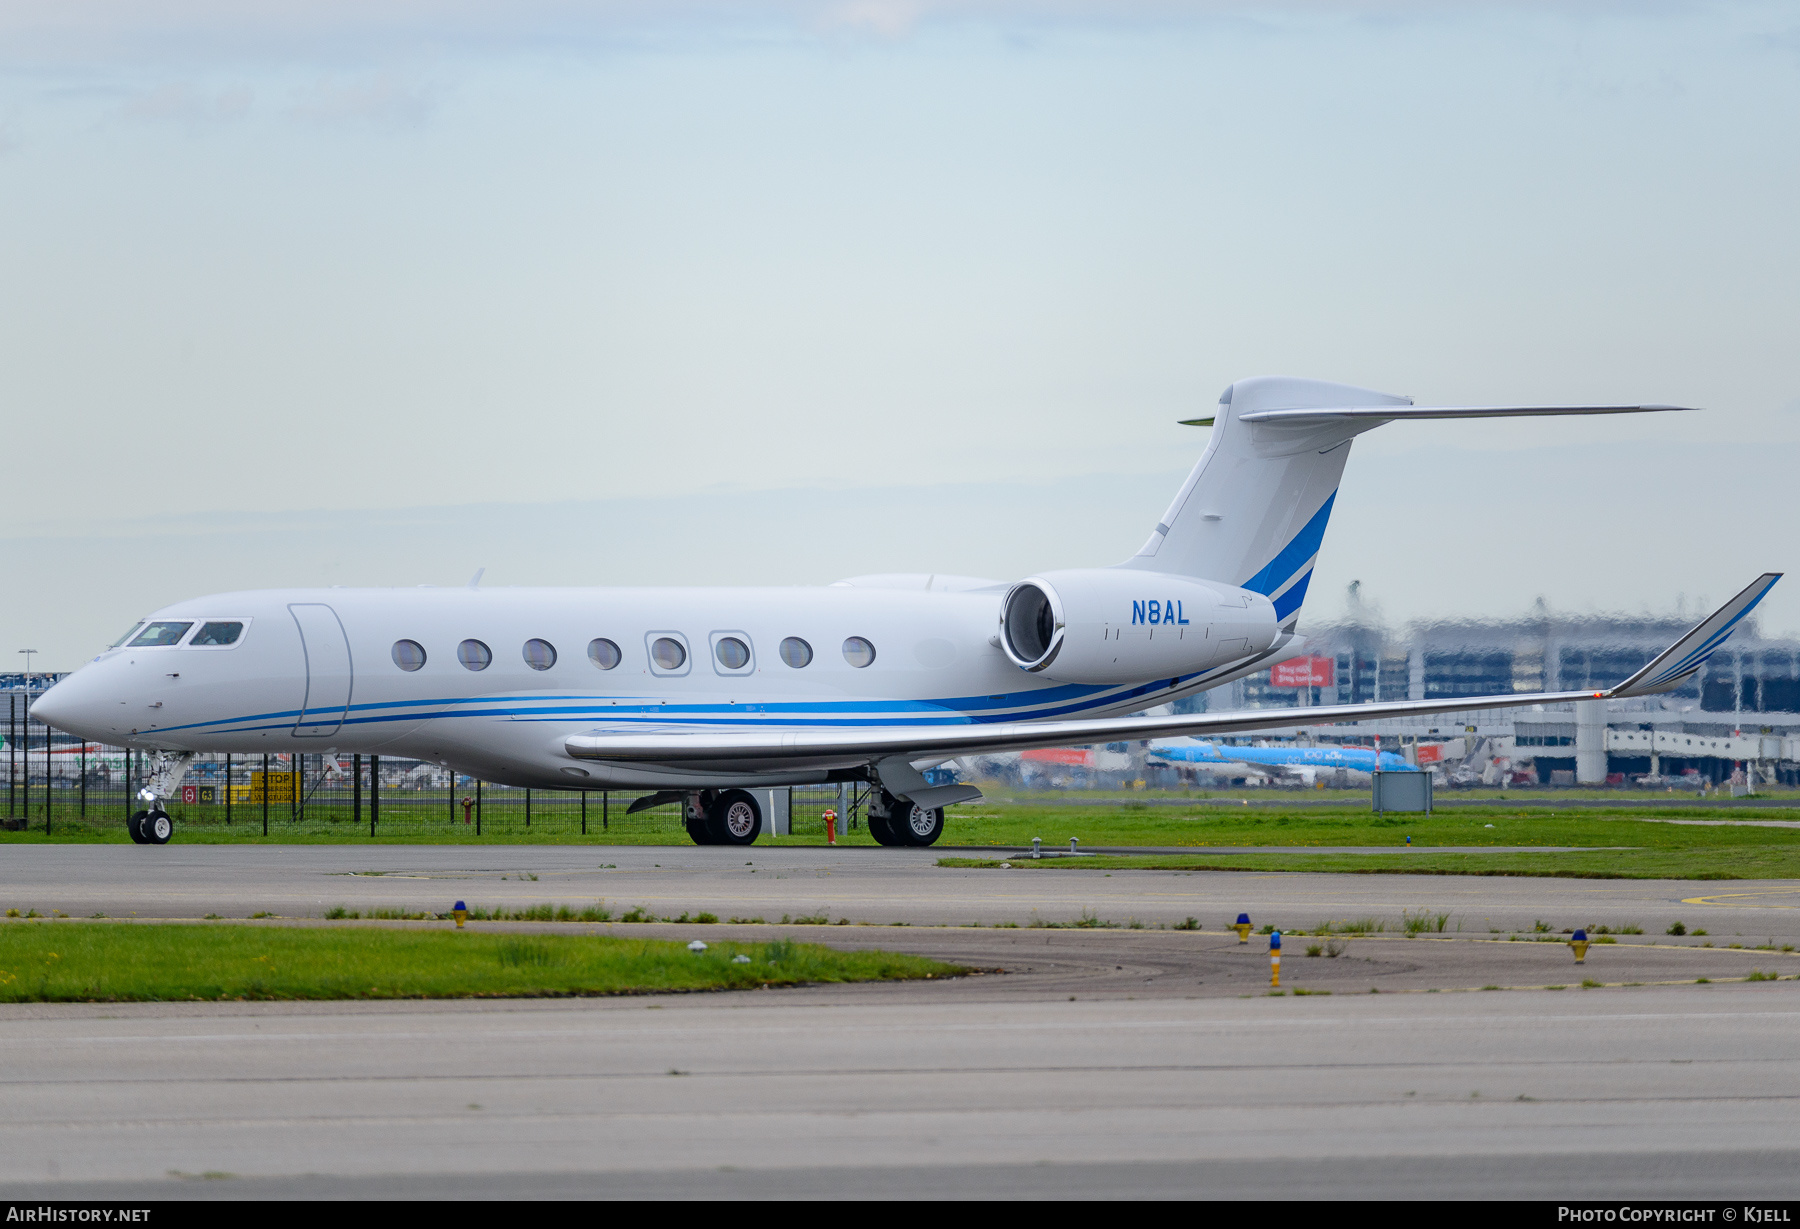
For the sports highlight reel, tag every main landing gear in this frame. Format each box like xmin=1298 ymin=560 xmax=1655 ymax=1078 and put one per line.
xmin=867 ymin=792 xmax=944 ymax=848
xmin=683 ymin=790 xmax=763 ymax=847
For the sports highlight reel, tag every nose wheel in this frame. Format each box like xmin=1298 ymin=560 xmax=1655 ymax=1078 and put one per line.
xmin=128 ymin=809 xmax=173 ymax=845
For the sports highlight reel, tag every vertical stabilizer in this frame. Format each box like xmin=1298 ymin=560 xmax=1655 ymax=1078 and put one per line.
xmin=1120 ymin=376 xmax=1409 ymax=629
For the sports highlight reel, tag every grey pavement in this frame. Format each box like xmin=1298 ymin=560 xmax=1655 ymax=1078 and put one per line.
xmin=4 ymin=845 xmax=1800 ymax=1199
xmin=3 ymin=843 xmax=1799 ymax=938
xmin=1 ymin=978 xmax=1798 ymax=1199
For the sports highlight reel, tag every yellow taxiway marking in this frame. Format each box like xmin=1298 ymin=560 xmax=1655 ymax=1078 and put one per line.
xmin=1681 ymin=889 xmax=1800 ymax=907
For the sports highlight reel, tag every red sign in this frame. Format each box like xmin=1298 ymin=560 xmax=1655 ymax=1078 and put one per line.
xmin=180 ymin=785 xmax=198 ymax=804
xmin=1270 ymin=656 xmax=1334 ymax=688
xmin=1414 ymin=744 xmax=1444 ymax=764
xmin=1022 ymin=748 xmax=1094 ymax=767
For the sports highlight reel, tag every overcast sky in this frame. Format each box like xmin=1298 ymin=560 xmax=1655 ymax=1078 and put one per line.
xmin=3 ymin=1 xmax=1797 ymax=671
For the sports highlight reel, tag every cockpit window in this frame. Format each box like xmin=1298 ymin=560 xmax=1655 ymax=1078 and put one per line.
xmin=110 ymin=623 xmax=145 ymax=649
xmin=190 ymin=621 xmax=245 ymax=647
xmin=129 ymin=621 xmax=193 ymax=648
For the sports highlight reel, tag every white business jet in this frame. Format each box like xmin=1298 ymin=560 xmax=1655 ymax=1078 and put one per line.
xmin=32 ymin=376 xmax=1779 ymax=847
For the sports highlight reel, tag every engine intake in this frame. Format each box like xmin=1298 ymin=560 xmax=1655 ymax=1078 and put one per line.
xmin=999 ymin=569 xmax=1278 ymax=685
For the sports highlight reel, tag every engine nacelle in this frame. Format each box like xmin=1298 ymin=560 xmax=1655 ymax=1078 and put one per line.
xmin=999 ymin=568 xmax=1279 ymax=685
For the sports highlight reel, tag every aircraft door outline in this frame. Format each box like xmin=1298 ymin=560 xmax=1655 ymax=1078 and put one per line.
xmin=290 ymin=603 xmax=353 ymax=738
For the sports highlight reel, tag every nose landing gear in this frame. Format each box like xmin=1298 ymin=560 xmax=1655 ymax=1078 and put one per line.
xmin=128 ymin=809 xmax=174 ymax=845
xmin=127 ymin=751 xmax=195 ymax=846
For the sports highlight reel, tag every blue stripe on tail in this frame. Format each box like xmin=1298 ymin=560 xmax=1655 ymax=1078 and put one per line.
xmin=1242 ymin=491 xmax=1336 ymax=599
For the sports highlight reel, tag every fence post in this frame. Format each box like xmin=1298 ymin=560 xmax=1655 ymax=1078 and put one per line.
xmin=475 ymin=780 xmax=482 ymax=836
xmin=581 ymin=791 xmax=586 ymax=836
xmin=80 ymin=744 xmax=87 ymax=819
xmin=7 ymin=693 xmax=14 ymax=818
xmin=38 ymin=696 xmax=48 ymax=836
xmin=261 ymin=752 xmax=269 ymax=837
xmin=525 ymin=787 xmax=531 ymax=828
xmin=370 ymin=754 xmax=380 ymax=836
xmin=603 ymin=790 xmax=609 ymax=831
xmin=353 ymin=753 xmax=361 ymax=829
xmin=223 ymin=753 xmax=230 ymax=826
xmin=21 ymin=696 xmax=30 ymax=830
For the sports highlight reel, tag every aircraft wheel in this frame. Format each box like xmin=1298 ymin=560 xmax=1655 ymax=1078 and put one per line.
xmin=866 ymin=794 xmax=904 ymax=846
xmin=893 ymin=801 xmax=944 ymax=847
xmin=708 ymin=790 xmax=762 ymax=846
xmin=142 ymin=809 xmax=174 ymax=845
xmin=127 ymin=810 xmax=150 ymax=844
xmin=684 ymin=815 xmax=717 ymax=846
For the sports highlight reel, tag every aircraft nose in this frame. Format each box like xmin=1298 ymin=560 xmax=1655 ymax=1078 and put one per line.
xmin=29 ymin=673 xmax=104 ymax=741
xmin=29 ymin=681 xmax=71 ymax=729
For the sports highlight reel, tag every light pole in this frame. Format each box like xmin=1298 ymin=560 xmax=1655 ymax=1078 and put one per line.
xmin=17 ymin=650 xmax=36 ymax=683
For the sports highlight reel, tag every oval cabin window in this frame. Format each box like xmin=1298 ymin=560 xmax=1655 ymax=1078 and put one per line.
xmin=715 ymin=637 xmax=750 ymax=670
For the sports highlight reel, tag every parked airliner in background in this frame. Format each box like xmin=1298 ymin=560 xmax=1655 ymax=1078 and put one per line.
xmin=1148 ymin=737 xmax=1414 ymax=782
xmin=32 ymin=376 xmax=1780 ymax=847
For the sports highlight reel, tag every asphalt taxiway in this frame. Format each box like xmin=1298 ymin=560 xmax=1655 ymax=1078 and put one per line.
xmin=3 ymin=844 xmax=1798 ymax=939
xmin=3 ymin=845 xmax=1799 ymax=1199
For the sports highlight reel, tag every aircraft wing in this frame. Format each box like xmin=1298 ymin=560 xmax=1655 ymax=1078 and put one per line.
xmin=564 ymin=574 xmax=1779 ymax=772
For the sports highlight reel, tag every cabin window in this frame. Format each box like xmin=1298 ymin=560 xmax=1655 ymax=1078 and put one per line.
xmin=651 ymin=637 xmax=687 ymax=671
xmin=587 ymin=638 xmax=622 ymax=670
xmin=842 ymin=636 xmax=876 ymax=668
xmin=779 ymin=637 xmax=813 ymax=668
xmin=392 ymin=640 xmax=427 ymax=671
xmin=715 ymin=637 xmax=751 ymax=671
xmin=110 ymin=623 xmax=145 ymax=649
xmin=190 ymin=621 xmax=244 ymax=647
xmin=130 ymin=622 xmax=193 ymax=648
xmin=523 ymin=639 xmax=557 ymax=670
xmin=458 ymin=639 xmax=493 ymax=671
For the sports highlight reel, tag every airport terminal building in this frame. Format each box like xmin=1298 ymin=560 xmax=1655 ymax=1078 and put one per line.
xmin=1201 ymin=600 xmax=1800 ymax=787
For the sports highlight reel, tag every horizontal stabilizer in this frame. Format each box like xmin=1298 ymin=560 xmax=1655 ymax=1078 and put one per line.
xmin=1611 ymin=573 xmax=1783 ymax=697
xmin=1237 ymin=404 xmax=1694 ymax=424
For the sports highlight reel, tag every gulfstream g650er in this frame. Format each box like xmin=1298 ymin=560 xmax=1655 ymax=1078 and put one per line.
xmin=32 ymin=376 xmax=1780 ymax=846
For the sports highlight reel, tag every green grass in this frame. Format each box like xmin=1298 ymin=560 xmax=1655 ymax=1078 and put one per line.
xmin=10 ymin=789 xmax=1800 ymax=850
xmin=0 ymin=922 xmax=958 ymax=1002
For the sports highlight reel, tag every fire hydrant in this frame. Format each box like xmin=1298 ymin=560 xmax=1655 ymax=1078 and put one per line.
xmin=1233 ymin=913 xmax=1253 ymax=944
xmin=1570 ymin=928 xmax=1590 ymax=963
xmin=823 ymin=808 xmax=837 ymax=846
xmin=453 ymin=900 xmax=468 ymax=929
xmin=462 ymin=796 xmax=473 ymax=825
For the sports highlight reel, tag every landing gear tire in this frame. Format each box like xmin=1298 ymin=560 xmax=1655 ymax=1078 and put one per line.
xmin=866 ymin=794 xmax=904 ymax=846
xmin=142 ymin=809 xmax=173 ymax=845
xmin=685 ymin=815 xmax=717 ymax=846
xmin=127 ymin=811 xmax=149 ymax=844
xmin=893 ymin=800 xmax=944 ymax=847
xmin=708 ymin=790 xmax=762 ymax=846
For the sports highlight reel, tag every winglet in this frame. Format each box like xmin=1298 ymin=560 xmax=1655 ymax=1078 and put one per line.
xmin=1610 ymin=573 xmax=1782 ymax=698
